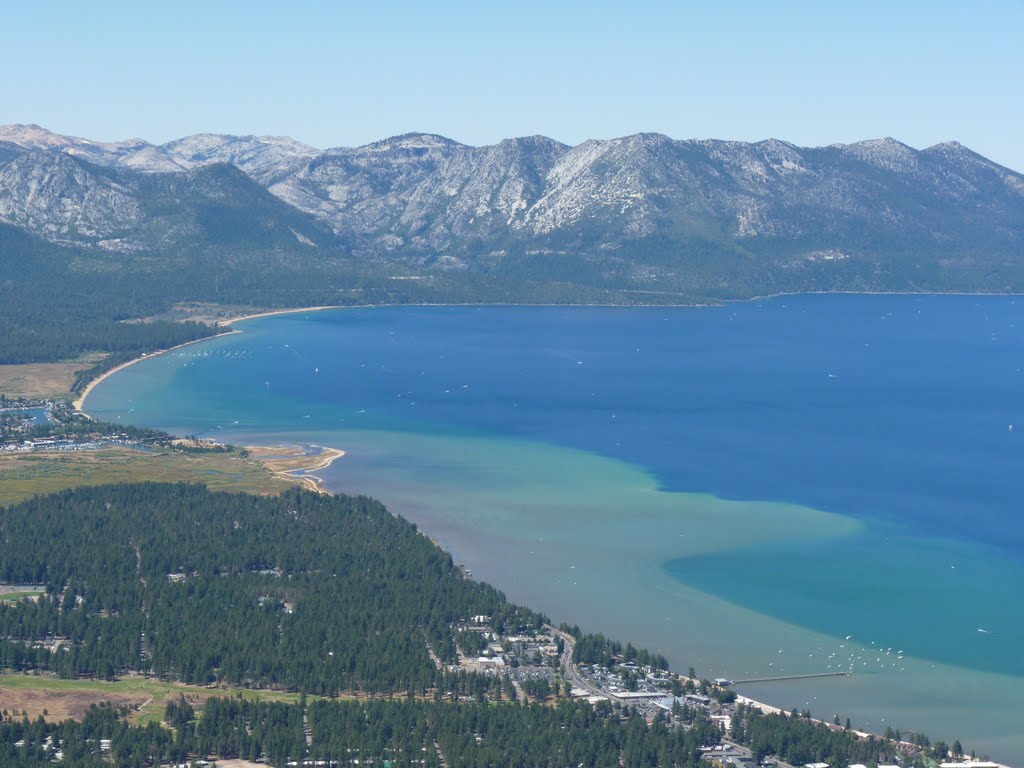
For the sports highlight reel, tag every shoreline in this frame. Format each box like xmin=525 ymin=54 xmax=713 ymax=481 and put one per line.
xmin=217 ymin=305 xmax=349 ymax=327
xmin=73 ymin=305 xmax=347 ymax=416
xmin=306 ymin=459 xmax=997 ymax=764
xmin=245 ymin=444 xmax=346 ymax=495
xmin=220 ymin=290 xmax=1024 ymax=321
xmin=734 ymin=288 xmax=1024 ymax=304
xmin=72 ymin=331 xmax=239 ymax=414
xmin=70 ymin=295 xmax=1022 ymax=764
xmin=281 ymin=445 xmax=346 ymax=494
xmin=74 ymin=290 xmax=1024 ymax=416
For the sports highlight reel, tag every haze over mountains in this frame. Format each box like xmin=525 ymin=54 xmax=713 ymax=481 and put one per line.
xmin=1 ymin=123 xmax=1023 ymax=301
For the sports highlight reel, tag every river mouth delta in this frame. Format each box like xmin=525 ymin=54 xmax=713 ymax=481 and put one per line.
xmin=84 ymin=296 xmax=1024 ymax=764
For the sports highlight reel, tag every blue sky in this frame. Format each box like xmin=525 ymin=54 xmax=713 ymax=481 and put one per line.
xmin=4 ymin=1 xmax=1022 ymax=170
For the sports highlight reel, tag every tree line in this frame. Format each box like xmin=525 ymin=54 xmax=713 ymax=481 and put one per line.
xmin=0 ymin=483 xmax=955 ymax=767
xmin=729 ymin=703 xmax=908 ymax=767
xmin=0 ymin=695 xmax=725 ymax=768
xmin=0 ymin=483 xmax=542 ymax=695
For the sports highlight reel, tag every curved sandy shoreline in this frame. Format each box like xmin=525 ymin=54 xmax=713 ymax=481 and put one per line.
xmin=75 ymin=290 xmax=1019 ymax=415
xmin=256 ymin=444 xmax=347 ymax=494
xmin=73 ymin=331 xmax=240 ymax=414
xmin=73 ymin=291 xmax=1024 ymax=416
xmin=74 ymin=306 xmax=348 ymax=415
xmin=215 ymin=305 xmax=348 ymax=327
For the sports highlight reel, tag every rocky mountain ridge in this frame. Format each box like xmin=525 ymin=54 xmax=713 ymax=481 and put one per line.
xmin=1 ymin=124 xmax=1022 ymax=299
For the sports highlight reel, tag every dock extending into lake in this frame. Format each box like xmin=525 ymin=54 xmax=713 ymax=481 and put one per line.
xmin=732 ymin=672 xmax=853 ymax=685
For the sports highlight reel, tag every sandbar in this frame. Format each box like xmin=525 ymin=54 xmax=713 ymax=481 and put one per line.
xmin=246 ymin=444 xmax=346 ymax=494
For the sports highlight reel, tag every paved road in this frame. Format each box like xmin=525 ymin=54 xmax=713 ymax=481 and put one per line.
xmin=546 ymin=626 xmax=797 ymax=768
xmin=548 ymin=626 xmax=617 ymax=701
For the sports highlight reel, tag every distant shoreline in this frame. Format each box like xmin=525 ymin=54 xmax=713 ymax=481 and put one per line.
xmin=736 ymin=289 xmax=1024 ymax=303
xmin=216 ymin=305 xmax=349 ymax=327
xmin=76 ymin=289 xmax=1023 ymax=415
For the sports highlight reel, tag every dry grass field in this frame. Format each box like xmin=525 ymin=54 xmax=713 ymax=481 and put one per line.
xmin=0 ymin=673 xmax=308 ymax=725
xmin=0 ymin=357 xmax=103 ymax=400
xmin=0 ymin=445 xmax=294 ymax=506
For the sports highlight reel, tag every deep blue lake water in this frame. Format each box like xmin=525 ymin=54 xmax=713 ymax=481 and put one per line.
xmin=86 ymin=295 xmax=1024 ymax=762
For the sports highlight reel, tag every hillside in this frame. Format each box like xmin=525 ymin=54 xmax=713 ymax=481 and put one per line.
xmin=1 ymin=124 xmax=1021 ymax=300
xmin=2 ymin=125 xmax=1023 ymax=368
xmin=0 ymin=483 xmax=917 ymax=768
xmin=0 ymin=483 xmax=540 ymax=693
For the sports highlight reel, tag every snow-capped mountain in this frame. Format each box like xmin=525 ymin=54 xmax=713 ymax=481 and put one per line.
xmin=1 ymin=124 xmax=1022 ymax=298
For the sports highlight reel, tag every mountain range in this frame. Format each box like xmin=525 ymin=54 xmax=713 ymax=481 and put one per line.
xmin=2 ymin=123 xmax=1023 ymax=303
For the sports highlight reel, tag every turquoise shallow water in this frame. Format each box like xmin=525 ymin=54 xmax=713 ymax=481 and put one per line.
xmin=85 ymin=297 xmax=1024 ymax=763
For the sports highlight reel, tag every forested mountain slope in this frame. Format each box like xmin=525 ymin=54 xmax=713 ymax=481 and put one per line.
xmin=2 ymin=125 xmax=1023 ymax=369
xmin=2 ymin=124 xmax=1022 ymax=301
xmin=0 ymin=483 xmax=540 ymax=694
xmin=0 ymin=483 xmax=921 ymax=768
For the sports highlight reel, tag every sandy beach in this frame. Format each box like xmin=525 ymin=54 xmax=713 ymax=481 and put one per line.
xmin=74 ymin=305 xmax=344 ymax=415
xmin=64 ymin=291 xmax=1024 ymax=417
xmin=216 ymin=305 xmax=347 ymax=327
xmin=72 ymin=331 xmax=238 ymax=413
xmin=244 ymin=444 xmax=346 ymax=494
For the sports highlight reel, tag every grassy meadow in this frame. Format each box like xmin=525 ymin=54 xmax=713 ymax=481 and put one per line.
xmin=0 ymin=446 xmax=292 ymax=506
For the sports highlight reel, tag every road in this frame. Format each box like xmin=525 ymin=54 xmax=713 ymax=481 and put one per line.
xmin=546 ymin=626 xmax=796 ymax=768
xmin=547 ymin=626 xmax=617 ymax=701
